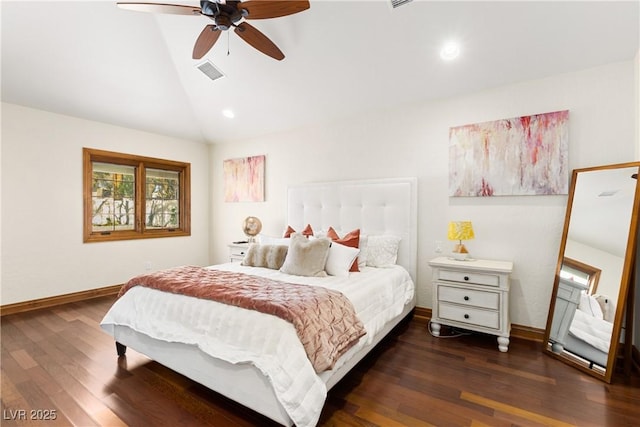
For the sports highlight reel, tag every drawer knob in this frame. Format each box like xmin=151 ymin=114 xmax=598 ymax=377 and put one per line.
xmin=240 ymin=251 xmax=245 ymax=255
xmin=464 ymin=314 xmax=470 ymax=319
xmin=464 ymin=276 xmax=470 ymax=281
xmin=464 ymin=296 xmax=470 ymax=301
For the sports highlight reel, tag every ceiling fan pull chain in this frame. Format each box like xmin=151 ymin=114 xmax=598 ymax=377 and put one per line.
xmin=227 ymin=30 xmax=230 ymax=56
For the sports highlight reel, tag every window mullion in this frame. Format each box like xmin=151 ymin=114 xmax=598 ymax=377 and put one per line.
xmin=137 ymin=162 xmax=145 ymax=233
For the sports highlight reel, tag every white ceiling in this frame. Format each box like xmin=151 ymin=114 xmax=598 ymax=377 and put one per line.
xmin=2 ymin=0 xmax=639 ymax=144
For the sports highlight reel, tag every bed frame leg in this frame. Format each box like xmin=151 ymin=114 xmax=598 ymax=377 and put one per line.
xmin=116 ymin=342 xmax=127 ymax=356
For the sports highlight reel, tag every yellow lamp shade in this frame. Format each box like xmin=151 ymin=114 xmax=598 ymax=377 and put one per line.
xmin=447 ymin=221 xmax=475 ymax=241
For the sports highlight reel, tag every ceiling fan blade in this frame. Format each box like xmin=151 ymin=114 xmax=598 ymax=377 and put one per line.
xmin=234 ymin=22 xmax=284 ymax=60
xmin=193 ymin=25 xmax=222 ymax=59
xmin=239 ymin=1 xmax=310 ymax=20
xmin=117 ymin=2 xmax=201 ymax=15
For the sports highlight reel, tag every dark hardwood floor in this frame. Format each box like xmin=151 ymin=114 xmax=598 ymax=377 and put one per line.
xmin=2 ymin=295 xmax=639 ymax=426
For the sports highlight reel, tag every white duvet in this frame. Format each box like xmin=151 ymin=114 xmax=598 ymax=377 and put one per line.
xmin=100 ymin=263 xmax=414 ymax=427
xmin=569 ymin=309 xmax=613 ymax=353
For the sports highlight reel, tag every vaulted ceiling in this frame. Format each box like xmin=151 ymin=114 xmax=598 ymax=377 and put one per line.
xmin=2 ymin=1 xmax=639 ymax=144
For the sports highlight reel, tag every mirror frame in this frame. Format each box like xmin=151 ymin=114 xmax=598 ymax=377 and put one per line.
xmin=543 ymin=161 xmax=640 ymax=383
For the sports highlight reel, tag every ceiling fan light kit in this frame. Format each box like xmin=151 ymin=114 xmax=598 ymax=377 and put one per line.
xmin=117 ymin=1 xmax=310 ymax=60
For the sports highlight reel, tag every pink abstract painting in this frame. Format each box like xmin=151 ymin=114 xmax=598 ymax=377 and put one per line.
xmin=449 ymin=110 xmax=569 ymax=197
xmin=223 ymin=155 xmax=265 ymax=202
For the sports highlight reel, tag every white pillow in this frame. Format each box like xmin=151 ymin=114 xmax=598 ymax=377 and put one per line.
xmin=258 ymin=234 xmax=291 ymax=246
xmin=279 ymin=233 xmax=331 ymax=277
xmin=593 ymin=294 xmax=616 ymax=323
xmin=325 ymin=242 xmax=360 ymax=277
xmin=578 ymin=292 xmax=604 ymax=320
xmin=366 ymin=235 xmax=401 ymax=267
xmin=357 ymin=234 xmax=368 ymax=269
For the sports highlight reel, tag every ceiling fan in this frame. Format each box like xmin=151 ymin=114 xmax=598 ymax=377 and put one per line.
xmin=117 ymin=1 xmax=310 ymax=60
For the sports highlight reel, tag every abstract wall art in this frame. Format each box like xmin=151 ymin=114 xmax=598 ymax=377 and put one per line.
xmin=449 ymin=110 xmax=569 ymax=197
xmin=223 ymin=155 xmax=265 ymax=202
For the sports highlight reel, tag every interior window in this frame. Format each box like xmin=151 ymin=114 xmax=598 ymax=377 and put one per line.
xmin=83 ymin=148 xmax=191 ymax=242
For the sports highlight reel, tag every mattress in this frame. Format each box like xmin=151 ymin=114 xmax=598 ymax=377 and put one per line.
xmin=100 ymin=262 xmax=415 ymax=427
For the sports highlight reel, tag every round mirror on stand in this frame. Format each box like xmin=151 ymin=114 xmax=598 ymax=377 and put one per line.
xmin=543 ymin=162 xmax=640 ymax=383
xmin=242 ymin=216 xmax=262 ymax=243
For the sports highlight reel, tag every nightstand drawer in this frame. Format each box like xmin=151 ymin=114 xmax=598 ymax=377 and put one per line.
xmin=438 ymin=270 xmax=500 ymax=287
xmin=438 ymin=286 xmax=499 ymax=310
xmin=230 ymin=247 xmax=248 ymax=257
xmin=228 ymin=243 xmax=250 ymax=262
xmin=438 ymin=302 xmax=500 ymax=329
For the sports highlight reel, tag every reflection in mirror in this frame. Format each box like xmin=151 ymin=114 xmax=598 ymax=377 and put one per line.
xmin=560 ymin=257 xmax=601 ymax=295
xmin=544 ymin=162 xmax=640 ymax=383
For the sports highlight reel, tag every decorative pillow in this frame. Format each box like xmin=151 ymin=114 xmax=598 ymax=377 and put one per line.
xmin=578 ymin=292 xmax=604 ymax=320
xmin=258 ymin=234 xmax=291 ymax=246
xmin=325 ymin=242 xmax=360 ymax=277
xmin=366 ymin=235 xmax=401 ymax=267
xmin=327 ymin=227 xmax=360 ymax=272
xmin=280 ymin=233 xmax=331 ymax=277
xmin=593 ymin=294 xmax=615 ymax=322
xmin=357 ymin=234 xmax=369 ymax=269
xmin=283 ymin=225 xmax=295 ymax=238
xmin=283 ymin=224 xmax=314 ymax=238
xmin=241 ymin=244 xmax=288 ymax=270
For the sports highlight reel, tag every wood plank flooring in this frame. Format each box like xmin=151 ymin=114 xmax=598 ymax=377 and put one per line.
xmin=2 ymin=296 xmax=639 ymax=426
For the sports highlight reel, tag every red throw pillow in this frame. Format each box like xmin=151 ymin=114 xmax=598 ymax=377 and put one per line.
xmin=302 ymin=224 xmax=314 ymax=237
xmin=283 ymin=225 xmax=295 ymax=238
xmin=327 ymin=227 xmax=360 ymax=272
xmin=283 ymin=224 xmax=314 ymax=238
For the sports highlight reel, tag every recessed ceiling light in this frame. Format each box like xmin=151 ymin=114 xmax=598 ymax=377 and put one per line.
xmin=440 ymin=41 xmax=460 ymax=61
xmin=222 ymin=109 xmax=235 ymax=119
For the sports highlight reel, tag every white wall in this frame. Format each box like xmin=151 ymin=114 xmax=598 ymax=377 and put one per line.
xmin=1 ymin=103 xmax=210 ymax=305
xmin=210 ymin=60 xmax=637 ymax=330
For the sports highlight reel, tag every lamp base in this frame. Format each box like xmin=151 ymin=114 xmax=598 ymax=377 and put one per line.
xmin=452 ymin=243 xmax=468 ymax=254
xmin=451 ymin=243 xmax=470 ymax=261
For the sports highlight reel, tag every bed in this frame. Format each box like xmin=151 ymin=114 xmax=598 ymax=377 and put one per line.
xmin=563 ymin=309 xmax=612 ymax=368
xmin=100 ymin=177 xmax=417 ymax=427
xmin=550 ymin=281 xmax=614 ymax=369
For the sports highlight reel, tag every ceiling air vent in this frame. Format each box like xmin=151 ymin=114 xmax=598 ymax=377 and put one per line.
xmin=196 ymin=60 xmax=225 ymax=82
xmin=390 ymin=0 xmax=413 ymax=9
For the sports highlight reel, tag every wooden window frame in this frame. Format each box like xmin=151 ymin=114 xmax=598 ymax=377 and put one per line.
xmin=561 ymin=257 xmax=602 ymax=295
xmin=83 ymin=148 xmax=191 ymax=243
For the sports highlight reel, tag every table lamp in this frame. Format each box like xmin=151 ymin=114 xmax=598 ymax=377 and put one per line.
xmin=448 ymin=221 xmax=474 ymax=260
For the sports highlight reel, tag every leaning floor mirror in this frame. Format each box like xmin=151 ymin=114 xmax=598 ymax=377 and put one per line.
xmin=543 ymin=162 xmax=639 ymax=383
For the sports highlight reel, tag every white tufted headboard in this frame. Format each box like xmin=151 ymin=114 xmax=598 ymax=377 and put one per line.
xmin=287 ymin=177 xmax=418 ymax=282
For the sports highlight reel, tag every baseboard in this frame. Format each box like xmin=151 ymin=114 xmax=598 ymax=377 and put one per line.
xmin=1 ymin=285 xmax=122 ymax=316
xmin=414 ymin=306 xmax=431 ymax=321
xmin=633 ymin=345 xmax=640 ymax=374
xmin=510 ymin=324 xmax=546 ymax=342
xmin=414 ymin=306 xmax=546 ymax=342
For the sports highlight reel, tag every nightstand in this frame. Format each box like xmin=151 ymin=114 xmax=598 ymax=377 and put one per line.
xmin=429 ymin=256 xmax=513 ymax=352
xmin=228 ymin=242 xmax=250 ymax=262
